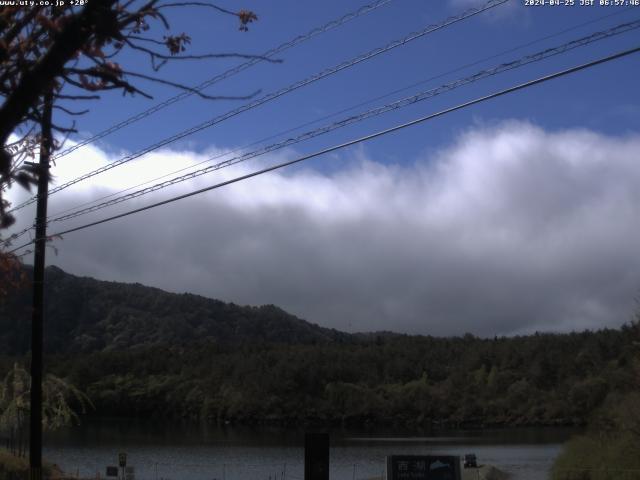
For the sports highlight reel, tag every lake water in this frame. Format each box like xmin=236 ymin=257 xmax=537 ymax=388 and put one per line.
xmin=43 ymin=420 xmax=579 ymax=480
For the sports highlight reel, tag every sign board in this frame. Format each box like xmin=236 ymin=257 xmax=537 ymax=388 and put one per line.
xmin=106 ymin=466 xmax=118 ymax=477
xmin=119 ymin=453 xmax=127 ymax=467
xmin=387 ymin=455 xmax=461 ymax=480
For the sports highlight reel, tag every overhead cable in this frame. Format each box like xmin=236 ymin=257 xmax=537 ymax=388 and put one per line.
xmin=3 ymin=17 xmax=637 ymax=248
xmin=51 ymin=0 xmax=397 ymax=161
xmin=45 ymin=6 xmax=637 ymax=221
xmin=8 ymin=0 xmax=509 ymax=214
xmin=9 ymin=44 xmax=640 ymax=254
xmin=44 ymin=20 xmax=640 ymax=224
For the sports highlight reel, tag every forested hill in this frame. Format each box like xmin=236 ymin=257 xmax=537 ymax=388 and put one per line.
xmin=0 ymin=265 xmax=349 ymax=354
xmin=23 ymin=321 xmax=640 ymax=428
xmin=1 ymin=266 xmax=638 ymax=428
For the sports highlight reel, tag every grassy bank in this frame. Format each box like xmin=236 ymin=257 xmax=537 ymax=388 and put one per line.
xmin=551 ymin=392 xmax=640 ymax=480
xmin=0 ymin=449 xmax=68 ymax=480
xmin=551 ymin=433 xmax=640 ymax=480
xmin=0 ymin=450 xmax=27 ymax=480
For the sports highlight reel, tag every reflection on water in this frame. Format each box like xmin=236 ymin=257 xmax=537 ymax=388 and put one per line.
xmin=44 ymin=420 xmax=579 ymax=480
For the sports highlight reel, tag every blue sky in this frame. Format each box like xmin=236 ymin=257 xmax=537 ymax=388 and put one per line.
xmin=6 ymin=0 xmax=640 ymax=335
xmin=64 ymin=0 xmax=640 ymax=163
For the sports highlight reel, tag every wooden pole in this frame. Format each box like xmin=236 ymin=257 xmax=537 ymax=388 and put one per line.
xmin=29 ymin=88 xmax=53 ymax=480
xmin=304 ymin=433 xmax=329 ymax=480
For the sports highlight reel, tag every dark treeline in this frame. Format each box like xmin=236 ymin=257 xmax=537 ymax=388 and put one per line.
xmin=1 ymin=266 xmax=638 ymax=429
xmin=1 ymin=324 xmax=636 ymax=429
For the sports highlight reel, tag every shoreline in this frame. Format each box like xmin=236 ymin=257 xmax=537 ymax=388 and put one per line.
xmin=76 ymin=412 xmax=588 ymax=431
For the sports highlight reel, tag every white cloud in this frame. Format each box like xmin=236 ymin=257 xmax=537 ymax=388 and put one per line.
xmin=5 ymin=121 xmax=640 ymax=336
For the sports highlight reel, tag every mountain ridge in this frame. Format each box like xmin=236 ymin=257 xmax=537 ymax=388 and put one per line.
xmin=0 ymin=265 xmax=351 ymax=354
xmin=2 ymin=267 xmax=638 ymax=428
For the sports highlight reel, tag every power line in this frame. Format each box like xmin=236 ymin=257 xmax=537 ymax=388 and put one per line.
xmin=9 ymin=44 xmax=639 ymax=254
xmin=7 ymin=0 xmax=509 ymax=214
xmin=50 ymin=0 xmax=396 ymax=161
xmin=44 ymin=6 xmax=636 ymax=222
xmin=0 ymin=0 xmax=393 ymax=197
xmin=44 ymin=19 xmax=640 ymax=225
xmin=3 ymin=16 xmax=637 ymax=248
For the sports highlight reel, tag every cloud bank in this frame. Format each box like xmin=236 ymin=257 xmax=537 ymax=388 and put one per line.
xmin=6 ymin=121 xmax=640 ymax=336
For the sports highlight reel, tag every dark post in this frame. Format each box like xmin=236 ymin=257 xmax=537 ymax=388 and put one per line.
xmin=304 ymin=433 xmax=329 ymax=480
xmin=29 ymin=88 xmax=53 ymax=480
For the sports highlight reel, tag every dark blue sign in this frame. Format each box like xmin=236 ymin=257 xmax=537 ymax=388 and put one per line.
xmin=106 ymin=466 xmax=118 ymax=477
xmin=387 ymin=455 xmax=461 ymax=480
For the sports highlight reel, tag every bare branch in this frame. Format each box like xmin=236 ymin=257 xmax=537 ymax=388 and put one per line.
xmin=127 ymin=35 xmax=166 ymax=46
xmin=0 ymin=0 xmax=266 ymax=223
xmin=156 ymin=2 xmax=237 ymax=16
xmin=55 ymin=94 xmax=101 ymax=101
xmin=53 ymin=105 xmax=90 ymax=116
xmin=147 ymin=9 xmax=171 ymax=30
xmin=5 ymin=128 xmax=36 ymax=151
xmin=55 ymin=126 xmax=76 ymax=154
xmin=152 ymin=58 xmax=168 ymax=71
xmin=51 ymin=123 xmax=78 ymax=134
xmin=63 ymin=69 xmax=153 ymax=99
xmin=1 ymin=8 xmax=43 ymax=55
xmin=124 ymin=38 xmax=281 ymax=63
xmin=120 ymin=69 xmax=261 ymax=100
xmin=0 ymin=1 xmax=121 ymax=143
xmin=117 ymin=1 xmax=162 ymax=30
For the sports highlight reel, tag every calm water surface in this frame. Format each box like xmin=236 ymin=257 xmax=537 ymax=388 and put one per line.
xmin=43 ymin=421 xmax=579 ymax=480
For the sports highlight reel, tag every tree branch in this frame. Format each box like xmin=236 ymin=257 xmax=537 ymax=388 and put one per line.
xmin=63 ymin=70 xmax=154 ymax=99
xmin=55 ymin=93 xmax=101 ymax=100
xmin=51 ymin=123 xmax=78 ymax=134
xmin=0 ymin=0 xmax=266 ymax=210
xmin=0 ymin=1 xmax=119 ymax=144
xmin=53 ymin=105 xmax=90 ymax=116
xmin=120 ymin=69 xmax=261 ymax=100
xmin=124 ymin=38 xmax=281 ymax=63
xmin=0 ymin=8 xmax=43 ymax=56
xmin=156 ymin=2 xmax=237 ymax=17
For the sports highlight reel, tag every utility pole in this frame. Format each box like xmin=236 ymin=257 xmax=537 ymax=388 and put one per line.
xmin=29 ymin=88 xmax=53 ymax=480
xmin=304 ymin=433 xmax=329 ymax=480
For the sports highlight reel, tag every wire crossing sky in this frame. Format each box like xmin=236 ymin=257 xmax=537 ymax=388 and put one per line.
xmin=10 ymin=2 xmax=632 ymax=248
xmin=4 ymin=0 xmax=640 ymax=336
xmin=51 ymin=0 xmax=396 ymax=161
xmin=40 ymin=19 xmax=640 ymax=226
xmin=9 ymin=45 xmax=640 ymax=251
xmin=9 ymin=0 xmax=508 ymax=214
xmin=38 ymin=6 xmax=637 ymax=220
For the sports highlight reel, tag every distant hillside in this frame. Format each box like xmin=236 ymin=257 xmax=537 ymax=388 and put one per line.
xmin=2 ymin=266 xmax=639 ymax=429
xmin=0 ymin=265 xmax=350 ymax=354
